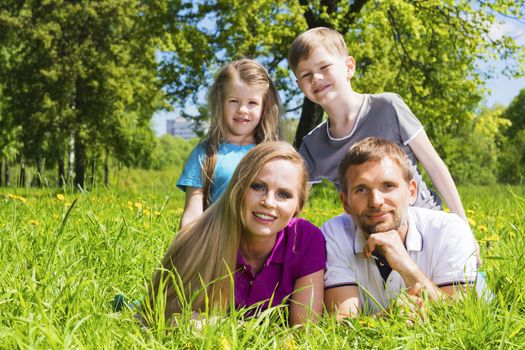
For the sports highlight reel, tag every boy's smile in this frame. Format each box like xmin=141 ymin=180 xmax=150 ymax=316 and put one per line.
xmin=295 ymin=46 xmax=355 ymax=107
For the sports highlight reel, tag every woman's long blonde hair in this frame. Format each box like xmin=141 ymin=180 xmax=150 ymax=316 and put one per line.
xmin=202 ymin=59 xmax=282 ymax=208
xmin=148 ymin=141 xmax=308 ymax=320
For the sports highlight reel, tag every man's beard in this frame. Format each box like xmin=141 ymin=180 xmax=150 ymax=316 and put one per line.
xmin=360 ymin=210 xmax=402 ymax=235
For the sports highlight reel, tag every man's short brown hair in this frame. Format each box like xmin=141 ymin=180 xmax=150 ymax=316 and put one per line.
xmin=338 ymin=137 xmax=413 ymax=192
xmin=288 ymin=27 xmax=348 ymax=73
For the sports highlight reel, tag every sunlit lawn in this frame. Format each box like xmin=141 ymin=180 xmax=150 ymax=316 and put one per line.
xmin=1 ymin=168 xmax=524 ymax=348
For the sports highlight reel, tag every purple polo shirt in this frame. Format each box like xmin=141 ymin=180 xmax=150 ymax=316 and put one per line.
xmin=234 ymin=218 xmax=326 ymax=312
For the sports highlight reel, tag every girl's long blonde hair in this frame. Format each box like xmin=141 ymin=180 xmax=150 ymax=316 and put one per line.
xmin=148 ymin=141 xmax=308 ymax=320
xmin=202 ymin=59 xmax=282 ymax=208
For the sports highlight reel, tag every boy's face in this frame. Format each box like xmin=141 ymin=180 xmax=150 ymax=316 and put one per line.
xmin=294 ymin=46 xmax=356 ymax=107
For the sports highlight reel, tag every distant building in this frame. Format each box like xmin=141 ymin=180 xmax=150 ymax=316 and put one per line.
xmin=166 ymin=117 xmax=196 ymax=140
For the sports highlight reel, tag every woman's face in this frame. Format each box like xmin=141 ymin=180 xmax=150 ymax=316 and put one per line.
xmin=241 ymin=159 xmax=302 ymax=240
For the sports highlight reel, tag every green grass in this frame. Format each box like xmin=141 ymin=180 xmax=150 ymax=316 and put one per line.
xmin=1 ymin=169 xmax=524 ymax=349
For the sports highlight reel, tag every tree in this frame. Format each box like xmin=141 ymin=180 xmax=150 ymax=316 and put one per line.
xmin=158 ymin=0 xmax=525 ymax=148
xmin=0 ymin=0 xmax=164 ymax=188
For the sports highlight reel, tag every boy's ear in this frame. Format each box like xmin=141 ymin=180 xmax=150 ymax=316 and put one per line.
xmin=345 ymin=56 xmax=356 ymax=79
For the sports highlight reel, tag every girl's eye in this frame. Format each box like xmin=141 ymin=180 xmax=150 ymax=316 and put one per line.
xmin=278 ymin=191 xmax=292 ymax=199
xmin=229 ymin=98 xmax=239 ymax=103
xmin=321 ymin=64 xmax=331 ymax=70
xmin=250 ymin=183 xmax=265 ymax=192
xmin=249 ymin=100 xmax=260 ymax=106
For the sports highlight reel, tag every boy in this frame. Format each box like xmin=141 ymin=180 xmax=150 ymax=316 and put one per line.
xmin=288 ymin=27 xmax=467 ymax=220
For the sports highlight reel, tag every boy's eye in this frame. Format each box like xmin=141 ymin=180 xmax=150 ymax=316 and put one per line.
xmin=300 ymin=72 xmax=311 ymax=80
xmin=250 ymin=183 xmax=265 ymax=192
xmin=321 ymin=64 xmax=332 ymax=70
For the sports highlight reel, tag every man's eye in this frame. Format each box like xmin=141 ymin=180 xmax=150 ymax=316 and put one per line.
xmin=384 ymin=183 xmax=396 ymax=190
xmin=250 ymin=183 xmax=265 ymax=191
xmin=354 ymin=187 xmax=367 ymax=194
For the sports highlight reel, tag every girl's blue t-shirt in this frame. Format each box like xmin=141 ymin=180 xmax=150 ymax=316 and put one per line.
xmin=177 ymin=143 xmax=255 ymax=203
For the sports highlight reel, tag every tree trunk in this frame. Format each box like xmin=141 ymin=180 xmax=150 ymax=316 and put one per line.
xmin=294 ymin=0 xmax=368 ymax=146
xmin=5 ymin=161 xmax=10 ymax=187
xmin=19 ymin=157 xmax=26 ymax=187
xmin=89 ymin=158 xmax=96 ymax=189
xmin=67 ymin=135 xmax=74 ymax=186
xmin=104 ymin=145 xmax=109 ymax=187
xmin=58 ymin=157 xmax=65 ymax=187
xmin=36 ymin=154 xmax=42 ymax=187
xmin=293 ymin=97 xmax=325 ymax=149
xmin=74 ymin=137 xmax=85 ymax=190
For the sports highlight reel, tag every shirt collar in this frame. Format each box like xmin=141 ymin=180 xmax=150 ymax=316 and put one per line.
xmin=353 ymin=209 xmax=423 ymax=254
xmin=236 ymin=227 xmax=287 ymax=267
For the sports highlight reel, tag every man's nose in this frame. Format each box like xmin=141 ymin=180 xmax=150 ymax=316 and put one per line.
xmin=368 ymin=189 xmax=384 ymax=208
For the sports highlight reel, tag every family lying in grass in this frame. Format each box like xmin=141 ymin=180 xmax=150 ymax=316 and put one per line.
xmin=138 ymin=28 xmax=486 ymax=326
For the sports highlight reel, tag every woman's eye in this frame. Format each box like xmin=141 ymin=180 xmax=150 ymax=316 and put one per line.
xmin=250 ymin=183 xmax=265 ymax=191
xmin=278 ymin=191 xmax=292 ymax=199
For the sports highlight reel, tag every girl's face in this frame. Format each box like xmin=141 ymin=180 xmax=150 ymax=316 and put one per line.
xmin=241 ymin=159 xmax=302 ymax=241
xmin=222 ymin=79 xmax=266 ymax=144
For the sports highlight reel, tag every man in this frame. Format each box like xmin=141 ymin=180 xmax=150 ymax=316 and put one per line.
xmin=322 ymin=137 xmax=479 ymax=319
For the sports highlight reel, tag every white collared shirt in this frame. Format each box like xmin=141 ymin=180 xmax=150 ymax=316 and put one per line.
xmin=322 ymin=207 xmax=478 ymax=314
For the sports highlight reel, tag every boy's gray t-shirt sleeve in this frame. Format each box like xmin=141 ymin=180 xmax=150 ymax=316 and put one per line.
xmin=389 ymin=93 xmax=424 ymax=145
xmin=298 ymin=141 xmax=322 ymax=184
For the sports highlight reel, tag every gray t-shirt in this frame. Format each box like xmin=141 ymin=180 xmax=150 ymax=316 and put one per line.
xmin=298 ymin=93 xmax=440 ymax=209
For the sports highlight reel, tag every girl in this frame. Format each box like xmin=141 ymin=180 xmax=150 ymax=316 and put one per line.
xmin=147 ymin=142 xmax=326 ymax=325
xmin=177 ymin=59 xmax=281 ymax=228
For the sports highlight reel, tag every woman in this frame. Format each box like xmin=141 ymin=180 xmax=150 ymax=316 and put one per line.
xmin=146 ymin=141 xmax=326 ymax=325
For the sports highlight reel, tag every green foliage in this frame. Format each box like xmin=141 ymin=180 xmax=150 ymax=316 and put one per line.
xmin=0 ymin=180 xmax=524 ymax=347
xmin=157 ymin=0 xmax=524 ymax=143
xmin=504 ymin=88 xmax=525 ymax=138
xmin=150 ymin=135 xmax=199 ymax=170
xmin=438 ymin=106 xmax=511 ymax=185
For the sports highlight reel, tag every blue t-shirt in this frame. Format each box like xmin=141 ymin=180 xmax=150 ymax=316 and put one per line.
xmin=177 ymin=143 xmax=255 ymax=203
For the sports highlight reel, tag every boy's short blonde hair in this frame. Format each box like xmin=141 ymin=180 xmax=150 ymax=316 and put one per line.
xmin=288 ymin=27 xmax=348 ymax=73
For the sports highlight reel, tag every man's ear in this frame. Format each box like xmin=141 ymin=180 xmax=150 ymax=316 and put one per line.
xmin=408 ymin=179 xmax=417 ymax=205
xmin=340 ymin=191 xmax=352 ymax=214
xmin=345 ymin=56 xmax=356 ymax=79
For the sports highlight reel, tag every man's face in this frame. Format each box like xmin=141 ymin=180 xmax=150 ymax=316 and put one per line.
xmin=340 ymin=157 xmax=417 ymax=235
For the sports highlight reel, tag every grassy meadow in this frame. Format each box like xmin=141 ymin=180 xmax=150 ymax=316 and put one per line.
xmin=1 ymin=165 xmax=525 ymax=349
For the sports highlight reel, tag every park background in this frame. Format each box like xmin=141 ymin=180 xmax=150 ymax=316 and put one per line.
xmin=1 ymin=1 xmax=525 ymax=348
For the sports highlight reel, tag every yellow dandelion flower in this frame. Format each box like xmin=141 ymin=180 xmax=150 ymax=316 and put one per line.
xmin=56 ymin=194 xmax=65 ymax=201
xmin=144 ymin=209 xmax=151 ymax=216
xmin=283 ymin=336 xmax=297 ymax=350
xmin=467 ymin=217 xmax=476 ymax=226
xmin=28 ymin=219 xmax=39 ymax=226
xmin=482 ymin=234 xmax=500 ymax=242
xmin=477 ymin=225 xmax=488 ymax=233
xmin=127 ymin=201 xmax=133 ymax=207
xmin=154 ymin=211 xmax=161 ymax=217
xmin=220 ymin=337 xmax=231 ymax=350
xmin=134 ymin=202 xmax=143 ymax=209
xmin=7 ymin=194 xmax=16 ymax=200
xmin=18 ymin=196 xmax=27 ymax=203
xmin=467 ymin=209 xmax=476 ymax=216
